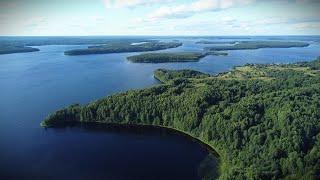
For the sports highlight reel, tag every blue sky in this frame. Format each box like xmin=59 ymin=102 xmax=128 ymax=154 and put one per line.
xmin=0 ymin=0 xmax=319 ymax=36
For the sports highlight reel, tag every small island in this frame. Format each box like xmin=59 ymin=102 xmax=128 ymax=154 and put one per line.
xmin=196 ymin=40 xmax=237 ymax=44
xmin=41 ymin=58 xmax=320 ymax=179
xmin=0 ymin=45 xmax=39 ymax=55
xmin=64 ymin=41 xmax=182 ymax=56
xmin=127 ymin=51 xmax=228 ymax=63
xmin=127 ymin=52 xmax=205 ymax=63
xmin=206 ymin=41 xmax=309 ymax=51
xmin=205 ymin=51 xmax=228 ymax=56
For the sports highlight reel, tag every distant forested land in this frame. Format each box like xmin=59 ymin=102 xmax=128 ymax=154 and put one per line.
xmin=42 ymin=58 xmax=320 ymax=179
xmin=205 ymin=51 xmax=228 ymax=56
xmin=0 ymin=37 xmax=312 ymax=55
xmin=0 ymin=44 xmax=39 ymax=54
xmin=127 ymin=52 xmax=205 ymax=63
xmin=206 ymin=41 xmax=309 ymax=51
xmin=64 ymin=41 xmax=182 ymax=55
xmin=127 ymin=52 xmax=228 ymax=63
xmin=216 ymin=37 xmax=251 ymax=39
xmin=0 ymin=36 xmax=153 ymax=46
xmin=196 ymin=40 xmax=237 ymax=44
xmin=0 ymin=37 xmax=155 ymax=55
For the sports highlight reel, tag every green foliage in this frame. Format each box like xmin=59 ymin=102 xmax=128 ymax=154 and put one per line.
xmin=154 ymin=69 xmax=210 ymax=83
xmin=0 ymin=37 xmax=170 ymax=55
xmin=0 ymin=44 xmax=39 ymax=54
xmin=196 ymin=41 xmax=237 ymax=44
xmin=64 ymin=41 xmax=182 ymax=55
xmin=206 ymin=41 xmax=309 ymax=51
xmin=127 ymin=51 xmax=228 ymax=63
xmin=127 ymin=52 xmax=205 ymax=63
xmin=42 ymin=58 xmax=320 ymax=179
xmin=0 ymin=36 xmax=154 ymax=46
xmin=205 ymin=51 xmax=228 ymax=56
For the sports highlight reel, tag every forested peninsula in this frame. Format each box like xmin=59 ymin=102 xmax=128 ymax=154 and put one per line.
xmin=127 ymin=52 xmax=228 ymax=63
xmin=196 ymin=41 xmax=237 ymax=44
xmin=0 ymin=45 xmax=39 ymax=54
xmin=42 ymin=58 xmax=320 ymax=179
xmin=127 ymin=52 xmax=205 ymax=63
xmin=0 ymin=37 xmax=173 ymax=55
xmin=206 ymin=41 xmax=309 ymax=51
xmin=64 ymin=41 xmax=182 ymax=55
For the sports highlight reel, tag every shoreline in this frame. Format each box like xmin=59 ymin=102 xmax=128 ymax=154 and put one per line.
xmin=42 ymin=121 xmax=224 ymax=177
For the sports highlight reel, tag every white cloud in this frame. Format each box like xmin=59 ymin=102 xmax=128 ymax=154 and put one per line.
xmin=103 ymin=0 xmax=171 ymax=8
xmin=294 ymin=22 xmax=320 ymax=30
xmin=146 ymin=0 xmax=255 ymax=20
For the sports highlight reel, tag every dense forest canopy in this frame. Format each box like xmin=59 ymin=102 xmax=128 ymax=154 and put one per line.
xmin=64 ymin=41 xmax=182 ymax=55
xmin=0 ymin=44 xmax=39 ymax=54
xmin=206 ymin=41 xmax=310 ymax=51
xmin=196 ymin=41 xmax=237 ymax=44
xmin=127 ymin=52 xmax=228 ymax=63
xmin=127 ymin=52 xmax=206 ymax=63
xmin=205 ymin=51 xmax=228 ymax=56
xmin=0 ymin=37 xmax=173 ymax=55
xmin=42 ymin=57 xmax=320 ymax=179
xmin=0 ymin=37 xmax=311 ymax=56
xmin=154 ymin=69 xmax=210 ymax=83
xmin=0 ymin=37 xmax=151 ymax=55
xmin=0 ymin=36 xmax=153 ymax=46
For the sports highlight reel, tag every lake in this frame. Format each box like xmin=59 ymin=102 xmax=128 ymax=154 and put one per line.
xmin=0 ymin=36 xmax=319 ymax=179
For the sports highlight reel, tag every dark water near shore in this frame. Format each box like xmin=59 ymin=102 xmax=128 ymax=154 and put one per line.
xmin=0 ymin=36 xmax=319 ymax=179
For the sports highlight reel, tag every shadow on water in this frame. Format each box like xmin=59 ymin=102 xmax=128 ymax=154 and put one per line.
xmin=48 ymin=122 xmax=220 ymax=180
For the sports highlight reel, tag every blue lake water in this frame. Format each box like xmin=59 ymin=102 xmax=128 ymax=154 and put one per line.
xmin=0 ymin=36 xmax=319 ymax=179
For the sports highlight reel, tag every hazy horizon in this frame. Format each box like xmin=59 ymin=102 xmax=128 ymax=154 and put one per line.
xmin=1 ymin=35 xmax=320 ymax=37
xmin=0 ymin=0 xmax=319 ymax=36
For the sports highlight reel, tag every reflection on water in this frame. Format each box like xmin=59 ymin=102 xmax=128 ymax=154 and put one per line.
xmin=41 ymin=123 xmax=216 ymax=180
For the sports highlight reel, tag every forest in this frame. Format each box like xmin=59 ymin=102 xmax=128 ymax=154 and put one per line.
xmin=0 ymin=37 xmax=310 ymax=56
xmin=0 ymin=37 xmax=161 ymax=55
xmin=42 ymin=57 xmax=320 ymax=179
xmin=206 ymin=41 xmax=309 ymax=51
xmin=0 ymin=44 xmax=39 ymax=54
xmin=127 ymin=51 xmax=228 ymax=63
xmin=64 ymin=41 xmax=182 ymax=55
xmin=127 ymin=52 xmax=205 ymax=63
xmin=0 ymin=36 xmax=154 ymax=46
xmin=196 ymin=41 xmax=237 ymax=44
xmin=205 ymin=51 xmax=228 ymax=56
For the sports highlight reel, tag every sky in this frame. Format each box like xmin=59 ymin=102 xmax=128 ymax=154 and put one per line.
xmin=0 ymin=0 xmax=319 ymax=36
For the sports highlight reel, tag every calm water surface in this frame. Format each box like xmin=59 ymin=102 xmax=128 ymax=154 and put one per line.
xmin=0 ymin=36 xmax=319 ymax=179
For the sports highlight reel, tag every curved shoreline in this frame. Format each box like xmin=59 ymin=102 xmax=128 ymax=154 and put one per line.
xmin=41 ymin=58 xmax=320 ymax=179
xmin=43 ymin=121 xmax=222 ymax=156
xmin=0 ymin=46 xmax=40 ymax=55
xmin=43 ymin=121 xmax=223 ymax=177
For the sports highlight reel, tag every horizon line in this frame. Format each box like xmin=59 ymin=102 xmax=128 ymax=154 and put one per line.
xmin=1 ymin=35 xmax=320 ymax=37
